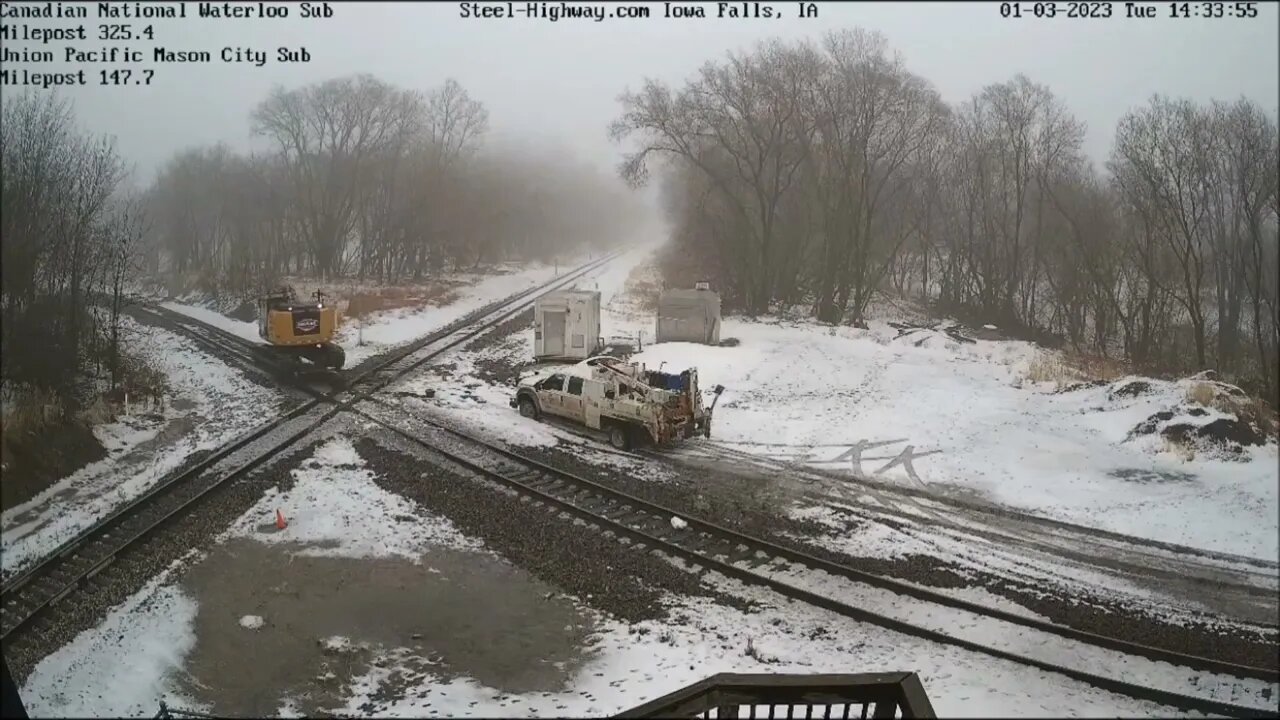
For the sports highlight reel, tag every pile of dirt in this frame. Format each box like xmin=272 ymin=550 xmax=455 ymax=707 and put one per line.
xmin=1162 ymin=418 xmax=1267 ymax=451
xmin=1128 ymin=402 xmax=1268 ymax=460
xmin=1053 ymin=379 xmax=1109 ymax=394
xmin=0 ymin=418 xmax=106 ymax=511
xmin=1108 ymin=379 xmax=1154 ymax=400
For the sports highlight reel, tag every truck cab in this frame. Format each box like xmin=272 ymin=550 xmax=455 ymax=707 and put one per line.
xmin=526 ymin=372 xmax=595 ymax=424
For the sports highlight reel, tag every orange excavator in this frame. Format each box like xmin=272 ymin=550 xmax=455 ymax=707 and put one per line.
xmin=256 ymin=287 xmax=345 ymax=371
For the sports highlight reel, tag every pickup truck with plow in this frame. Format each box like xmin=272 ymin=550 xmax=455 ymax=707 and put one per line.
xmin=511 ymin=356 xmax=724 ymax=450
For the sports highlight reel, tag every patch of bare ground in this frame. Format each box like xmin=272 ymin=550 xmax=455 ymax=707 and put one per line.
xmin=1024 ymin=349 xmax=1132 ymax=389
xmin=1 ymin=354 xmax=173 ymax=511
xmin=461 ymin=308 xmax=534 ymax=386
xmin=177 ymin=538 xmax=596 ymax=716
xmin=344 ymin=284 xmax=464 ymax=321
xmin=463 ymin=308 xmax=532 ymax=355
xmin=0 ymin=417 xmax=105 ymax=511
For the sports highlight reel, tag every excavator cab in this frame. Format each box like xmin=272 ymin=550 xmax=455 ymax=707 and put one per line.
xmin=256 ymin=287 xmax=345 ymax=370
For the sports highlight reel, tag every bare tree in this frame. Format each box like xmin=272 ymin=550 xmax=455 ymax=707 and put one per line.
xmin=1111 ymin=96 xmax=1216 ymax=367
xmin=103 ymin=194 xmax=149 ymax=388
xmin=612 ymin=39 xmax=820 ymax=313
xmin=804 ymin=29 xmax=949 ymax=325
xmin=635 ymin=32 xmax=1278 ymax=403
xmin=1 ymin=92 xmax=126 ymax=403
xmin=251 ymin=74 xmax=424 ymax=279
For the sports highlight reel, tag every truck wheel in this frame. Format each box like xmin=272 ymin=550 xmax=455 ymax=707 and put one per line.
xmin=518 ymin=397 xmax=540 ymax=420
xmin=608 ymin=425 xmax=630 ymax=451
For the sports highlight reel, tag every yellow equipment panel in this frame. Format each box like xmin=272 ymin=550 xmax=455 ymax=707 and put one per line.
xmin=266 ymin=307 xmax=340 ymax=346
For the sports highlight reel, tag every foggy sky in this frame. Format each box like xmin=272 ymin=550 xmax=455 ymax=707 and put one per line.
xmin=4 ymin=1 xmax=1277 ymax=187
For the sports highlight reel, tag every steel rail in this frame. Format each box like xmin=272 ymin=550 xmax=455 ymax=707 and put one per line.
xmin=343 ymin=402 xmax=1279 ymax=718
xmin=0 ymin=252 xmax=621 ymax=642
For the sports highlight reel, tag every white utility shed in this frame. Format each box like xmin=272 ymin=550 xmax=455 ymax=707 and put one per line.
xmin=534 ymin=290 xmax=602 ymax=360
xmin=656 ymin=285 xmax=722 ymax=345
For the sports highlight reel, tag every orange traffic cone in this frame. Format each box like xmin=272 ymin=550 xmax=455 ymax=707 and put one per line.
xmin=276 ymin=509 xmax=288 ymax=530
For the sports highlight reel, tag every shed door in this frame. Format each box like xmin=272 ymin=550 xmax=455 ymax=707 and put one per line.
xmin=671 ymin=317 xmax=693 ymax=341
xmin=544 ymin=311 xmax=566 ymax=356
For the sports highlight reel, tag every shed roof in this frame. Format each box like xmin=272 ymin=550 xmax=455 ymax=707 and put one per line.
xmin=660 ymin=288 xmax=718 ymax=300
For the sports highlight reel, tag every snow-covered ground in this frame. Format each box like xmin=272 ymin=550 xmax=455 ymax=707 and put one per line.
xmin=625 ymin=324 xmax=1279 ymax=561
xmin=158 ymin=302 xmax=264 ymax=345
xmin=396 ymin=247 xmax=1278 ymax=562
xmin=161 ymin=259 xmax=579 ymax=367
xmin=215 ymin=435 xmax=484 ymax=559
xmin=0 ymin=316 xmax=283 ymax=582
xmin=19 ymin=432 xmax=1219 ymax=718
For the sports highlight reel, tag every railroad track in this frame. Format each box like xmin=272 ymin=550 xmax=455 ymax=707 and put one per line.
xmin=692 ymin=440 xmax=1280 ymax=577
xmin=666 ymin=439 xmax=1280 ymax=603
xmin=11 ymin=255 xmax=1276 ymax=715
xmin=349 ymin=399 xmax=1278 ymax=718
xmin=392 ymin=411 xmax=1278 ymax=611
xmin=125 ymin=303 xmax=329 ymax=401
xmin=0 ymin=252 xmax=621 ymax=644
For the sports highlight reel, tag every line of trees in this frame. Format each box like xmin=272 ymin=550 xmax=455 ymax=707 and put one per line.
xmin=3 ymin=73 xmax=645 ymax=410
xmin=612 ymin=30 xmax=1279 ymax=403
xmin=144 ymin=74 xmax=644 ymax=298
xmin=1 ymin=92 xmax=146 ymax=407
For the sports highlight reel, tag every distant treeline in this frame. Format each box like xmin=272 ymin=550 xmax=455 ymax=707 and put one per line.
xmin=145 ymin=74 xmax=643 ymax=296
xmin=1 ymin=75 xmax=643 ymax=407
xmin=612 ymin=30 xmax=1280 ymax=403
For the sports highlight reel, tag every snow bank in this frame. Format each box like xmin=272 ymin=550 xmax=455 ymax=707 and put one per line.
xmin=337 ymin=262 xmax=568 ymax=366
xmin=160 ymin=302 xmax=263 ymax=344
xmin=626 ymin=319 xmax=1278 ymax=560
xmin=336 ymin=583 xmax=1178 ymax=718
xmin=1 ymin=317 xmax=282 ymax=580
xmin=21 ymin=573 xmax=202 ymax=718
xmin=218 ymin=435 xmax=483 ymax=559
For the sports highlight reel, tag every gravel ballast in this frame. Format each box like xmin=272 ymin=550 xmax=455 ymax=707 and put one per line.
xmin=354 ymin=432 xmax=755 ymax=625
xmin=515 ymin=440 xmax=1280 ymax=672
